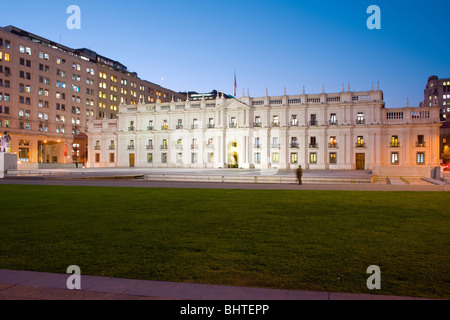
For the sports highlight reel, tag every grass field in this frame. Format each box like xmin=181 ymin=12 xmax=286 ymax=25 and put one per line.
xmin=0 ymin=184 xmax=448 ymax=299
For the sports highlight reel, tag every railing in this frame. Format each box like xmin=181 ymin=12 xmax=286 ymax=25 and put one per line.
xmin=127 ymin=146 xmax=135 ymax=150
xmin=147 ymin=126 xmax=154 ymax=131
xmin=191 ymin=125 xmax=199 ymax=129
xmin=416 ymin=142 xmax=426 ymax=147
xmin=290 ymin=144 xmax=299 ymax=149
xmin=271 ymin=144 xmax=280 ymax=149
xmin=161 ymin=126 xmax=168 ymax=131
xmin=272 ymin=122 xmax=280 ymax=127
xmin=95 ymin=146 xmax=101 ymax=150
xmin=329 ymin=121 xmax=338 ymax=126
xmin=390 ymin=142 xmax=400 ymax=148
xmin=356 ymin=143 xmax=366 ymax=148
xmin=229 ymin=124 xmax=237 ymax=128
xmin=160 ymin=145 xmax=168 ymax=150
xmin=175 ymin=145 xmax=183 ymax=150
xmin=207 ymin=124 xmax=215 ymax=129
xmin=176 ymin=125 xmax=183 ymax=130
xmin=356 ymin=119 xmax=366 ymax=125
xmin=109 ymin=146 xmax=115 ymax=150
xmin=253 ymin=144 xmax=262 ymax=149
xmin=309 ymin=144 xmax=318 ymax=149
xmin=290 ymin=122 xmax=299 ymax=127
xmin=309 ymin=120 xmax=318 ymax=126
xmin=146 ymin=145 xmax=154 ymax=150
xmin=328 ymin=143 xmax=338 ymax=148
xmin=191 ymin=145 xmax=199 ymax=150
xmin=254 ymin=123 xmax=262 ymax=128
xmin=206 ymin=144 xmax=215 ymax=149
xmin=128 ymin=127 xmax=135 ymax=132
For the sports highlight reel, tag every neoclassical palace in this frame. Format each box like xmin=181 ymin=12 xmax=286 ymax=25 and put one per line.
xmin=87 ymin=86 xmax=442 ymax=176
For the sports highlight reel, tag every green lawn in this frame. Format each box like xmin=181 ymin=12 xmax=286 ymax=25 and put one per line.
xmin=0 ymin=185 xmax=449 ymax=299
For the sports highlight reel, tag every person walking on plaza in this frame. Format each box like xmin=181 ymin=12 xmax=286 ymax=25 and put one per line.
xmin=296 ymin=165 xmax=303 ymax=185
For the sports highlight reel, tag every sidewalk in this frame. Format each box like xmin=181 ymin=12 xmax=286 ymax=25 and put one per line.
xmin=0 ymin=269 xmax=431 ymax=300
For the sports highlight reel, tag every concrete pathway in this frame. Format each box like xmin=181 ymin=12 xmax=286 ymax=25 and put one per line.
xmin=0 ymin=269 xmax=432 ymax=301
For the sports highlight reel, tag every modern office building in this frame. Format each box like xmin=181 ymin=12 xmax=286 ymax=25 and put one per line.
xmin=420 ymin=75 xmax=450 ymax=163
xmin=0 ymin=25 xmax=185 ymax=168
xmin=421 ymin=75 xmax=450 ymax=121
xmin=87 ymin=86 xmax=442 ymax=177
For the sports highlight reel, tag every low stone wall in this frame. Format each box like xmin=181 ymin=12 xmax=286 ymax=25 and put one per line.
xmin=372 ymin=165 xmax=438 ymax=178
xmin=0 ymin=153 xmax=18 ymax=178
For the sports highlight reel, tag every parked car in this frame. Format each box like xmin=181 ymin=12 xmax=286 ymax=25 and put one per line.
xmin=442 ymin=163 xmax=450 ymax=171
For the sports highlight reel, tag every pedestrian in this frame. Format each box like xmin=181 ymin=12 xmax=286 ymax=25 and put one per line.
xmin=296 ymin=165 xmax=303 ymax=185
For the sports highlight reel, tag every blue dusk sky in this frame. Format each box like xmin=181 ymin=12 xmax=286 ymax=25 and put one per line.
xmin=2 ymin=0 xmax=450 ymax=108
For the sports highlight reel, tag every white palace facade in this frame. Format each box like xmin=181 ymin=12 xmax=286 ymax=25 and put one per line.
xmin=87 ymin=86 xmax=442 ymax=177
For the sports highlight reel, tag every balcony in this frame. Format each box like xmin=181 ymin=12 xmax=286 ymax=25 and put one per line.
xmin=329 ymin=120 xmax=338 ymax=126
xmin=206 ymin=144 xmax=215 ymax=150
xmin=127 ymin=145 xmax=135 ymax=150
xmin=309 ymin=144 xmax=318 ymax=149
xmin=175 ymin=145 xmax=183 ymax=150
xmin=253 ymin=144 xmax=262 ymax=149
xmin=253 ymin=123 xmax=262 ymax=128
xmin=146 ymin=145 xmax=154 ymax=150
xmin=191 ymin=145 xmax=199 ymax=150
xmin=356 ymin=119 xmax=366 ymax=125
xmin=272 ymin=122 xmax=280 ymax=127
xmin=160 ymin=145 xmax=168 ymax=150
xmin=176 ymin=125 xmax=183 ymax=130
xmin=290 ymin=121 xmax=299 ymax=127
xmin=290 ymin=143 xmax=299 ymax=149
xmin=229 ymin=123 xmax=237 ymax=128
xmin=390 ymin=142 xmax=400 ymax=148
xmin=161 ymin=126 xmax=169 ymax=131
xmin=309 ymin=120 xmax=318 ymax=126
xmin=128 ymin=127 xmax=135 ymax=132
xmin=416 ymin=142 xmax=426 ymax=148
xmin=109 ymin=145 xmax=115 ymax=150
xmin=328 ymin=143 xmax=338 ymax=148
xmin=356 ymin=143 xmax=366 ymax=148
xmin=95 ymin=146 xmax=101 ymax=151
xmin=191 ymin=125 xmax=199 ymax=129
xmin=207 ymin=124 xmax=215 ymax=129
xmin=271 ymin=144 xmax=280 ymax=149
xmin=147 ymin=126 xmax=154 ymax=131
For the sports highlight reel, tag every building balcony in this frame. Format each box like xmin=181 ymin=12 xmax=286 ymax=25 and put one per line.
xmin=109 ymin=146 xmax=115 ymax=150
xmin=207 ymin=124 xmax=215 ymax=129
xmin=356 ymin=120 xmax=366 ymax=125
xmin=329 ymin=120 xmax=338 ymax=126
xmin=191 ymin=145 xmax=199 ymax=150
xmin=206 ymin=144 xmax=215 ymax=149
xmin=309 ymin=120 xmax=318 ymax=126
xmin=416 ymin=142 xmax=426 ymax=148
xmin=390 ymin=142 xmax=400 ymax=148
xmin=356 ymin=143 xmax=366 ymax=148
xmin=175 ymin=145 xmax=183 ymax=150
xmin=271 ymin=144 xmax=281 ymax=149
xmin=127 ymin=146 xmax=135 ymax=150
xmin=253 ymin=144 xmax=262 ymax=149
xmin=176 ymin=125 xmax=183 ymax=130
xmin=160 ymin=145 xmax=168 ymax=150
xmin=146 ymin=145 xmax=154 ymax=150
xmin=128 ymin=127 xmax=135 ymax=132
xmin=272 ymin=123 xmax=280 ymax=127
xmin=328 ymin=143 xmax=338 ymax=148
xmin=191 ymin=125 xmax=199 ymax=129
xmin=253 ymin=123 xmax=262 ymax=128
xmin=229 ymin=124 xmax=237 ymax=128
xmin=161 ymin=126 xmax=169 ymax=131
xmin=95 ymin=146 xmax=101 ymax=151
xmin=309 ymin=144 xmax=318 ymax=149
xmin=290 ymin=122 xmax=299 ymax=127
xmin=290 ymin=144 xmax=299 ymax=149
xmin=147 ymin=126 xmax=154 ymax=131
